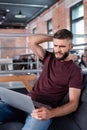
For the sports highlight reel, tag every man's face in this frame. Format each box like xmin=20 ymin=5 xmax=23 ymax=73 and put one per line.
xmin=53 ymin=39 xmax=73 ymax=60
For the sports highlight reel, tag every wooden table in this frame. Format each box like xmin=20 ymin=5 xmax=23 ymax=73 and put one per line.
xmin=0 ymin=74 xmax=36 ymax=92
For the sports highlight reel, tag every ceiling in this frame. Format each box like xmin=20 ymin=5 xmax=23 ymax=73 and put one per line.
xmin=0 ymin=0 xmax=58 ymax=29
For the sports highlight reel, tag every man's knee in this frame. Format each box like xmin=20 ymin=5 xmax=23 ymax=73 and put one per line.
xmin=22 ymin=115 xmax=52 ymax=130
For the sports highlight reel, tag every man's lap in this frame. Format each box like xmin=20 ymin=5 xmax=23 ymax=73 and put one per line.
xmin=0 ymin=101 xmax=52 ymax=130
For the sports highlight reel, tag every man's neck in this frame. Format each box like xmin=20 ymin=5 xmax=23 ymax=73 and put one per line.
xmin=60 ymin=56 xmax=71 ymax=62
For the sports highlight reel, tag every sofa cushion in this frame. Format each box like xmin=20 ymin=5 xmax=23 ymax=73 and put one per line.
xmin=0 ymin=122 xmax=23 ymax=130
xmin=70 ymin=86 xmax=87 ymax=130
xmin=81 ymin=86 xmax=87 ymax=103
xmin=48 ymin=116 xmax=80 ymax=130
xmin=71 ymin=103 xmax=87 ymax=130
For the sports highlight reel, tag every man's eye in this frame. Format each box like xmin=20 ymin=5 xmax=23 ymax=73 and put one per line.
xmin=54 ymin=45 xmax=57 ymax=47
xmin=60 ymin=46 xmax=66 ymax=48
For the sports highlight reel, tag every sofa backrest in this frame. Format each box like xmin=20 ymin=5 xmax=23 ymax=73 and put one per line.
xmin=59 ymin=74 xmax=87 ymax=130
xmin=71 ymin=86 xmax=87 ymax=130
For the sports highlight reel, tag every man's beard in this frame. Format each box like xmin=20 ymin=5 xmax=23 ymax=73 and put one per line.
xmin=53 ymin=50 xmax=69 ymax=61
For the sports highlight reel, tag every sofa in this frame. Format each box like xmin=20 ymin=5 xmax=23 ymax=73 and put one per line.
xmin=0 ymin=75 xmax=87 ymax=130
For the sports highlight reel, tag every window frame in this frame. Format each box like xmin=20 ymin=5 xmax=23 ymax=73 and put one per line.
xmin=47 ymin=19 xmax=53 ymax=49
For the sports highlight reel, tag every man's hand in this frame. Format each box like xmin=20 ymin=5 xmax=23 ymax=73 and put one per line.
xmin=31 ymin=107 xmax=52 ymax=120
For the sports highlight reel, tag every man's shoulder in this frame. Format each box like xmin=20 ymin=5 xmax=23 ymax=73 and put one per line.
xmin=41 ymin=50 xmax=53 ymax=63
xmin=44 ymin=50 xmax=53 ymax=59
xmin=71 ymin=61 xmax=81 ymax=68
xmin=45 ymin=50 xmax=53 ymax=55
xmin=71 ymin=61 xmax=82 ymax=73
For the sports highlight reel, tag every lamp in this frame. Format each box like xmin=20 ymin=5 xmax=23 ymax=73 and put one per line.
xmin=15 ymin=11 xmax=26 ymax=18
xmin=0 ymin=9 xmax=7 ymax=24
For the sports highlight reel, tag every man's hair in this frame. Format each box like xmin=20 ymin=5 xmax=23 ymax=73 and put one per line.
xmin=53 ymin=29 xmax=73 ymax=41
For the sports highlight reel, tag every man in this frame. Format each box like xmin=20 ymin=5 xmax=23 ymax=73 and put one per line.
xmin=22 ymin=29 xmax=83 ymax=130
xmin=0 ymin=29 xmax=83 ymax=130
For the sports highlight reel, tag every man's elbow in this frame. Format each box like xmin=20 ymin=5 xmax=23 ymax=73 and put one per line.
xmin=71 ymin=102 xmax=79 ymax=112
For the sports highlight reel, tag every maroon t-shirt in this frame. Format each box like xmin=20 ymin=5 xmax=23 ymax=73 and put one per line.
xmin=29 ymin=51 xmax=83 ymax=107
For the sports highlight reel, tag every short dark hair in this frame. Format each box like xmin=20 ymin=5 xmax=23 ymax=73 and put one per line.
xmin=54 ymin=29 xmax=73 ymax=41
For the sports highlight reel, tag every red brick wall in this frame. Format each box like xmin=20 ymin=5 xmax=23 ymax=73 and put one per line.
xmin=28 ymin=1 xmax=71 ymax=34
xmin=0 ymin=29 xmax=27 ymax=58
xmin=84 ymin=0 xmax=87 ymax=34
xmin=53 ymin=2 xmax=70 ymax=33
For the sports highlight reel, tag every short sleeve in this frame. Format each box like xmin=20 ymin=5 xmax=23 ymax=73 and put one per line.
xmin=40 ymin=51 xmax=52 ymax=64
xmin=69 ymin=65 xmax=83 ymax=89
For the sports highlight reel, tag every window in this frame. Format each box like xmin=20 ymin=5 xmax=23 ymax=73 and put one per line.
xmin=33 ymin=27 xmax=37 ymax=34
xmin=47 ymin=19 xmax=53 ymax=49
xmin=70 ymin=1 xmax=84 ymax=45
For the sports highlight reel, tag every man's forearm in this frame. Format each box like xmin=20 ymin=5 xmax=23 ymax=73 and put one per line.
xmin=50 ymin=101 xmax=78 ymax=118
xmin=26 ymin=34 xmax=53 ymax=45
xmin=26 ymin=34 xmax=53 ymax=60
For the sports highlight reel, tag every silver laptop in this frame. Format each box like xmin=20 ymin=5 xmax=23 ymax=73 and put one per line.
xmin=0 ymin=87 xmax=51 ymax=113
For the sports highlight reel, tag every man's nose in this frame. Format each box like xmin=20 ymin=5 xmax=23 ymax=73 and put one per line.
xmin=57 ymin=47 xmax=61 ymax=51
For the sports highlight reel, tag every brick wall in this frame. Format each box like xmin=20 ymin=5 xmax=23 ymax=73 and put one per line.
xmin=84 ymin=0 xmax=87 ymax=34
xmin=0 ymin=29 xmax=27 ymax=58
xmin=28 ymin=1 xmax=70 ymax=33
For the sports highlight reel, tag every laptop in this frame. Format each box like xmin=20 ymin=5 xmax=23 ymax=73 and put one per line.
xmin=0 ymin=87 xmax=51 ymax=113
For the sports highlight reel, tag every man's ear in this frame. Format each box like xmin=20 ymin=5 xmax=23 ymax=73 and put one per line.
xmin=70 ymin=43 xmax=74 ymax=49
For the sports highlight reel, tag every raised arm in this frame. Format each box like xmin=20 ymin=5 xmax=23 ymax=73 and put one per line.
xmin=26 ymin=34 xmax=53 ymax=60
